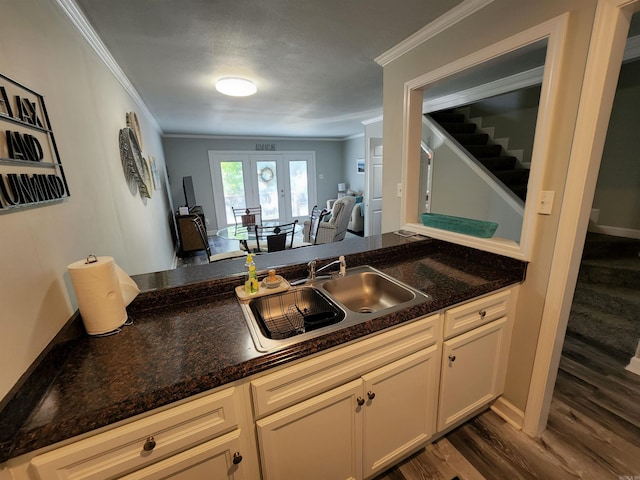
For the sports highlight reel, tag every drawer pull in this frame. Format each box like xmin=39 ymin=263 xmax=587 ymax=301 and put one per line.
xmin=143 ymin=436 xmax=156 ymax=451
xmin=448 ymin=354 xmax=456 ymax=363
xmin=357 ymin=397 xmax=365 ymax=406
xmin=233 ymin=452 xmax=243 ymax=464
xmin=479 ymin=310 xmax=487 ymax=319
xmin=367 ymin=391 xmax=376 ymax=400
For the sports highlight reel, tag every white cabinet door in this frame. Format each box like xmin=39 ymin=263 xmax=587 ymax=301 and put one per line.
xmin=256 ymin=379 xmax=363 ymax=480
xmin=437 ymin=317 xmax=508 ymax=431
xmin=120 ymin=430 xmax=247 ymax=480
xmin=361 ymin=345 xmax=440 ymax=478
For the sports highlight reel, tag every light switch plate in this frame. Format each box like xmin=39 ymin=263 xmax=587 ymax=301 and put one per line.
xmin=538 ymin=190 xmax=555 ymax=215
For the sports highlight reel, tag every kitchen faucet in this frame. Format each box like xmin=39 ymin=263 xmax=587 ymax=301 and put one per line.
xmin=311 ymin=255 xmax=346 ymax=279
xmin=291 ymin=256 xmax=346 ymax=285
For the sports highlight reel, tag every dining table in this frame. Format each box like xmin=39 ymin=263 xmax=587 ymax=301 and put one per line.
xmin=216 ymin=221 xmax=302 ymax=251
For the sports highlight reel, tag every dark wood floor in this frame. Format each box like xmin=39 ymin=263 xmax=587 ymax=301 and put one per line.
xmin=376 ymin=333 xmax=640 ymax=480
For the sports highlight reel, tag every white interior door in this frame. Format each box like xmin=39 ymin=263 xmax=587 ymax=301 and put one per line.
xmin=365 ymin=139 xmax=383 ymax=236
xmin=209 ymin=151 xmax=316 ymax=228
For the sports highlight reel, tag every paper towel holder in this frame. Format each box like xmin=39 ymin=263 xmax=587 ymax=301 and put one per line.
xmin=85 ymin=254 xmax=98 ymax=264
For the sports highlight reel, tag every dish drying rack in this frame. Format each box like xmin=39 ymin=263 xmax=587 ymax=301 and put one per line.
xmin=249 ymin=288 xmax=343 ymax=339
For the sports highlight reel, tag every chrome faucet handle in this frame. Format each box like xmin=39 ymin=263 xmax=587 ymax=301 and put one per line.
xmin=307 ymin=259 xmax=318 ymax=279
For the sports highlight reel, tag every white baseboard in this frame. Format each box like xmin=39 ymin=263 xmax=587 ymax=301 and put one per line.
xmin=587 ymin=223 xmax=640 ymax=240
xmin=491 ymin=396 xmax=524 ymax=429
xmin=626 ymin=356 xmax=640 ymax=376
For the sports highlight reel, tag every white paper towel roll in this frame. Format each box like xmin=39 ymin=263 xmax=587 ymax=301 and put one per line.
xmin=67 ymin=256 xmax=140 ymax=335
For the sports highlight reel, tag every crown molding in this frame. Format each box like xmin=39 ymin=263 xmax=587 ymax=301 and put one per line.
xmin=53 ymin=0 xmax=162 ymax=133
xmin=362 ymin=114 xmax=383 ymax=126
xmin=162 ymin=133 xmax=346 ymax=142
xmin=375 ymin=0 xmax=495 ymax=66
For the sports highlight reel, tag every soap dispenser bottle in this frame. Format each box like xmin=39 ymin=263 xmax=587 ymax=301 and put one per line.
xmin=245 ymin=254 xmax=258 ymax=294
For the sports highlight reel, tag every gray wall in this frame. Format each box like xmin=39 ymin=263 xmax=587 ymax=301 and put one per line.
xmin=1 ymin=0 xmax=175 ymax=401
xmin=162 ymin=137 xmax=344 ymax=231
xmin=341 ymin=135 xmax=365 ymax=193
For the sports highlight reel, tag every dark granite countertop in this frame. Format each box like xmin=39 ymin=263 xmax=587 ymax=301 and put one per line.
xmin=0 ymin=233 xmax=526 ymax=462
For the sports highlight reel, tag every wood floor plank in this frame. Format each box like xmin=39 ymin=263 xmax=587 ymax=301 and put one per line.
xmin=450 ymin=410 xmax=591 ymax=480
xmin=423 ymin=439 xmax=486 ymax=480
xmin=553 ymin=369 xmax=640 ymax=446
xmin=544 ymin=397 xmax=640 ymax=479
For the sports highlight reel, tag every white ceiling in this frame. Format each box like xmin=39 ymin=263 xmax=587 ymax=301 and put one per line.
xmin=74 ymin=0 xmax=465 ymax=138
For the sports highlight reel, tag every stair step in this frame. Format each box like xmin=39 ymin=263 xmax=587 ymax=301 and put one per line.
xmin=572 ymin=283 xmax=640 ymax=322
xmin=437 ymin=122 xmax=477 ymax=133
xmin=510 ymin=185 xmax=528 ymax=201
xmin=430 ymin=111 xmax=465 ymax=123
xmin=567 ymin=302 xmax=640 ymax=357
xmin=582 ymin=232 xmax=640 ymax=260
xmin=493 ymin=168 xmax=530 ymax=186
xmin=465 ymin=144 xmax=503 ymax=157
xmin=578 ymin=257 xmax=640 ymax=289
xmin=479 ymin=156 xmax=517 ymax=171
xmin=452 ymin=133 xmax=489 ymax=145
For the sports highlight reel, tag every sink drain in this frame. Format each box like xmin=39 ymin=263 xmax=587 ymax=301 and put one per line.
xmin=358 ymin=307 xmax=374 ymax=314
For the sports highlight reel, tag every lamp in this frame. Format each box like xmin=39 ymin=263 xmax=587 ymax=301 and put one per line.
xmin=215 ymin=78 xmax=257 ymax=97
xmin=338 ymin=183 xmax=347 ymax=198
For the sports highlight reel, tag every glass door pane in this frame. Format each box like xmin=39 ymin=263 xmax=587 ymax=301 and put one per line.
xmin=289 ymin=160 xmax=309 ymax=218
xmin=256 ymin=160 xmax=280 ymax=220
xmin=220 ymin=161 xmax=246 ymax=224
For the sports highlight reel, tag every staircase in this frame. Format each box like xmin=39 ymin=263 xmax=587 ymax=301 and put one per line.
xmin=567 ymin=232 xmax=640 ymax=359
xmin=428 ymin=110 xmax=530 ymax=201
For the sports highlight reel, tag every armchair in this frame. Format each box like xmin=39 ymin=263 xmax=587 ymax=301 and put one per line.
xmin=304 ymin=196 xmax=356 ymax=244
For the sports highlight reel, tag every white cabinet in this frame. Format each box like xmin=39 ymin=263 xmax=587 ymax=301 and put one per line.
xmin=254 ymin=316 xmax=441 ymax=480
xmin=119 ymin=430 xmax=248 ymax=480
xmin=437 ymin=290 xmax=513 ymax=432
xmin=28 ymin=386 xmax=257 ymax=480
xmin=361 ymin=347 xmax=440 ymax=478
xmin=256 ymin=380 xmax=364 ymax=480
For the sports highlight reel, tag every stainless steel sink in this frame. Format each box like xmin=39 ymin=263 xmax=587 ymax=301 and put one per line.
xmin=321 ymin=269 xmax=415 ymax=313
xmin=248 ymin=287 xmax=345 ymax=340
xmin=239 ymin=265 xmax=430 ymax=352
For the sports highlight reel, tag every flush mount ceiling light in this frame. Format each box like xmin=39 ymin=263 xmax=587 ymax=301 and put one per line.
xmin=215 ymin=77 xmax=257 ymax=97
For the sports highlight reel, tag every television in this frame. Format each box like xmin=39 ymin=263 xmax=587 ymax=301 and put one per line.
xmin=183 ymin=176 xmax=197 ymax=210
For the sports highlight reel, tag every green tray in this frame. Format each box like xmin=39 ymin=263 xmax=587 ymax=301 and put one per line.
xmin=421 ymin=213 xmax=498 ymax=238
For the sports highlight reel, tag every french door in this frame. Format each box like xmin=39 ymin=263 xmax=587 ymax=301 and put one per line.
xmin=209 ymin=151 xmax=316 ymax=228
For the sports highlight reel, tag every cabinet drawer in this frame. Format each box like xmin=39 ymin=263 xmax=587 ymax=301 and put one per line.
xmin=444 ymin=289 xmax=511 ymax=339
xmin=30 ymin=387 xmax=239 ymax=480
xmin=251 ymin=314 xmax=441 ymax=418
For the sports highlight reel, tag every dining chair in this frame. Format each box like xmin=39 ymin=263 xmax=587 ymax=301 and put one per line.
xmin=252 ymin=220 xmax=299 ymax=253
xmin=302 ymin=205 xmax=328 ymax=245
xmin=232 ymin=206 xmax=262 ymax=231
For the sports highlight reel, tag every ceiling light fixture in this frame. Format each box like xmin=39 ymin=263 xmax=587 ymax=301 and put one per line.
xmin=215 ymin=78 xmax=257 ymax=97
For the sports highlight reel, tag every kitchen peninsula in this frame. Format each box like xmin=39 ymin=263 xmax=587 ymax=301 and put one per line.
xmin=0 ymin=233 xmax=526 ymax=479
